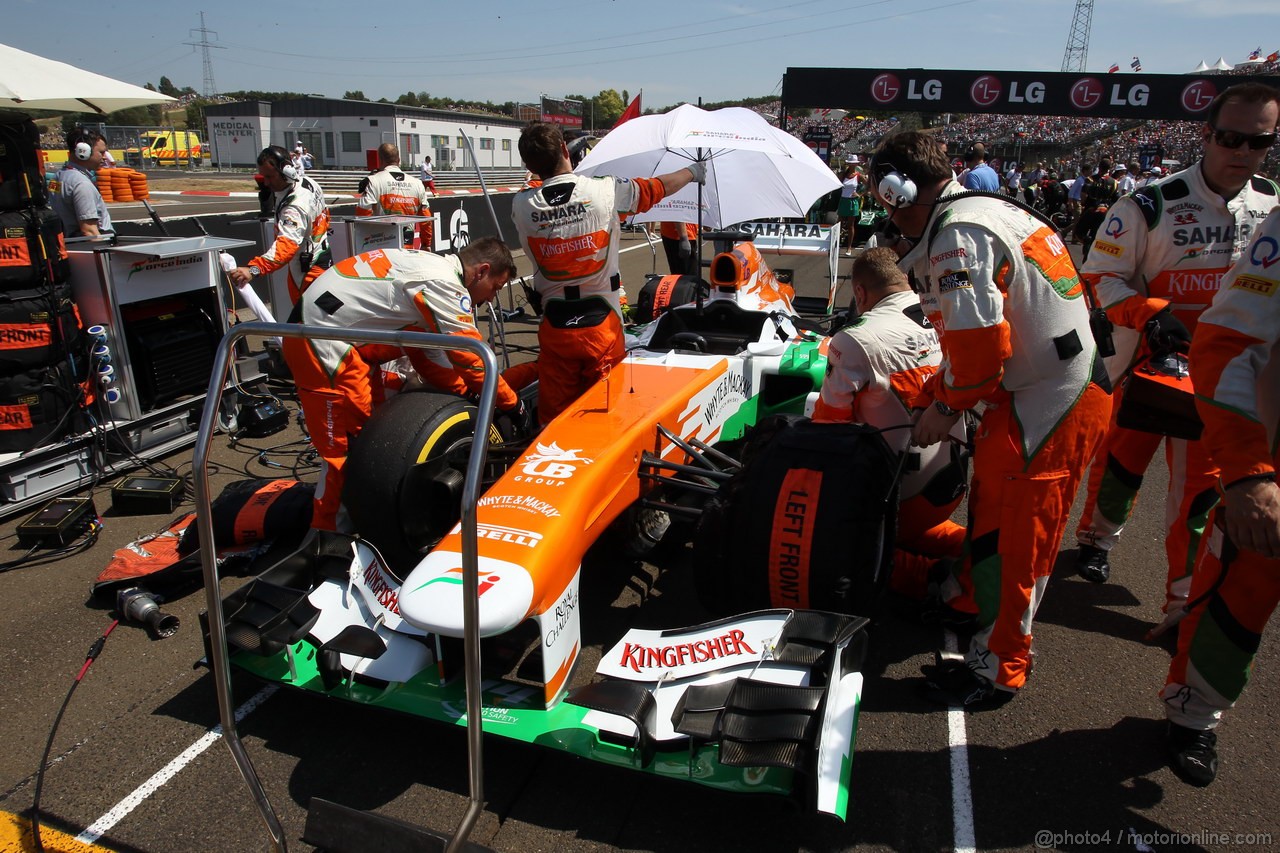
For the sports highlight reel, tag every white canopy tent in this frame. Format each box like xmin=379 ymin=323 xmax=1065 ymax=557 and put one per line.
xmin=0 ymin=42 xmax=176 ymax=115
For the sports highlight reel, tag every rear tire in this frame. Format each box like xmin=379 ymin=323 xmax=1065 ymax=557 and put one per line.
xmin=343 ymin=391 xmax=503 ymax=578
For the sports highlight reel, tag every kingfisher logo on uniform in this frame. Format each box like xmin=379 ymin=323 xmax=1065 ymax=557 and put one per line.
xmin=938 ymin=270 xmax=972 ymax=293
xmin=1168 ymin=271 xmax=1221 ymax=296
xmin=1232 ymin=274 xmax=1278 ymax=296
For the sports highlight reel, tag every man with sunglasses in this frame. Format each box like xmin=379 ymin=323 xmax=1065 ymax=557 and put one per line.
xmin=1072 ymin=84 xmax=1279 ymax=623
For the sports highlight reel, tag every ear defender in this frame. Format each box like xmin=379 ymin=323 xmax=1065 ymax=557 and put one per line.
xmin=74 ymin=140 xmax=93 ymax=161
xmin=877 ymin=169 xmax=918 ymax=208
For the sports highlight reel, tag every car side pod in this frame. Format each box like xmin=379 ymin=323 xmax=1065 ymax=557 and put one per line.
xmin=566 ymin=609 xmax=868 ymax=820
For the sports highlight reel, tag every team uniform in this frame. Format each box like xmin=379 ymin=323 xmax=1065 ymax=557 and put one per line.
xmin=901 ymin=183 xmax=1110 ymax=693
xmin=511 ymin=173 xmax=667 ymax=425
xmin=813 ymin=289 xmax=967 ymax=597
xmin=283 ymin=249 xmax=518 ymax=530
xmin=51 ymin=164 xmax=112 ymax=236
xmin=1162 ymin=206 xmax=1280 ymax=733
xmin=1074 ymin=165 xmax=1279 ymax=608
xmin=659 ymin=221 xmax=698 ymax=276
xmin=249 ymin=175 xmax=332 ymax=305
xmin=356 ymin=165 xmax=434 ymax=250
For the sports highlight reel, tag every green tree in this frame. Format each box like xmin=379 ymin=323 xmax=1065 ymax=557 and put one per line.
xmin=157 ymin=76 xmax=182 ymax=98
xmin=343 ymin=90 xmax=367 ymax=101
xmin=593 ymin=89 xmax=624 ymax=128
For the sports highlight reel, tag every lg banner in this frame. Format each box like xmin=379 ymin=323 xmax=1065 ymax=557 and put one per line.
xmin=783 ymin=67 xmax=1280 ymax=121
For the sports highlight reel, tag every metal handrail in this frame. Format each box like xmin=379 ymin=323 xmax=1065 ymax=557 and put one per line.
xmin=194 ymin=321 xmax=498 ymax=853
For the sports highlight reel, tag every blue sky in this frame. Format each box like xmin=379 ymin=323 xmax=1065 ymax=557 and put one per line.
xmin=6 ymin=0 xmax=1277 ymax=110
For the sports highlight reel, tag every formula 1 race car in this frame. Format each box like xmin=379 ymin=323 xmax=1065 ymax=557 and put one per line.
xmin=205 ymin=226 xmax=898 ymax=828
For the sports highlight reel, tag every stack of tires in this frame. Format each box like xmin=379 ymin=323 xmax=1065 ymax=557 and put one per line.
xmin=0 ymin=114 xmax=87 ymax=454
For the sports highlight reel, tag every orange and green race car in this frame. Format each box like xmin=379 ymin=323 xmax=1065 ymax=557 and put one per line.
xmin=209 ymin=227 xmax=895 ymax=826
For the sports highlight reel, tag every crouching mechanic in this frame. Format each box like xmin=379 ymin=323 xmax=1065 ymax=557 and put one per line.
xmin=870 ymin=131 xmax=1110 ymax=709
xmin=812 ymin=247 xmax=967 ymax=599
xmin=284 ymin=239 xmax=526 ymax=531
xmin=357 ymin=142 xmax=433 ymax=251
xmin=1159 ymin=206 xmax=1280 ymax=787
xmin=230 ymin=145 xmax=332 ymax=306
xmin=512 ymin=120 xmax=703 ymax=425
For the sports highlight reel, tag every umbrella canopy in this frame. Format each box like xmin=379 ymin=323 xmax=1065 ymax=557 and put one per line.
xmin=575 ymin=104 xmax=840 ymax=229
xmin=0 ymin=42 xmax=176 ymax=115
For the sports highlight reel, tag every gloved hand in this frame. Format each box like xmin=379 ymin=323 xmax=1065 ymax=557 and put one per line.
xmin=678 ymin=236 xmax=692 ymax=258
xmin=499 ymin=398 xmax=536 ymax=441
xmin=1144 ymin=307 xmax=1191 ymax=355
xmin=686 ymin=160 xmax=707 ymax=185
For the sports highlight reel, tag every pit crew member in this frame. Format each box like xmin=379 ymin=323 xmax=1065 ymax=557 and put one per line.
xmin=357 ymin=142 xmax=434 ymax=251
xmin=51 ymin=129 xmax=112 ymax=237
xmin=812 ymin=247 xmax=967 ymax=599
xmin=229 ymin=145 xmax=332 ymax=305
xmin=283 ymin=239 xmax=523 ymax=530
xmin=512 ymin=120 xmax=702 ymax=425
xmin=871 ymin=131 xmax=1110 ymax=709
xmin=1160 ymin=204 xmax=1280 ymax=787
xmin=1072 ymin=83 xmax=1279 ymax=618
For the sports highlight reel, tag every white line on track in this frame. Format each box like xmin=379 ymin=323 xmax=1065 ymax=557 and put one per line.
xmin=944 ymin=629 xmax=977 ymax=853
xmin=74 ymin=685 xmax=278 ymax=845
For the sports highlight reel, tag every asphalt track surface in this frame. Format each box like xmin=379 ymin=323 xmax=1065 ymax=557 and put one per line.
xmin=0 ymin=222 xmax=1277 ymax=853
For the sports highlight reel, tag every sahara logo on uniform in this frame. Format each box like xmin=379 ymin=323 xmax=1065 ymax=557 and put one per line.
xmin=937 ymin=270 xmax=972 ymax=293
xmin=514 ymin=442 xmax=593 ymax=486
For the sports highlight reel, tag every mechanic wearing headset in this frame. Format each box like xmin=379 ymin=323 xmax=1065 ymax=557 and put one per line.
xmin=870 ymin=130 xmax=1110 ymax=709
xmin=812 ymin=247 xmax=967 ymax=601
xmin=511 ymin=121 xmax=704 ymax=425
xmin=51 ymin=129 xmax=113 ymax=238
xmin=1159 ymin=206 xmax=1280 ymax=787
xmin=283 ymin=239 xmax=526 ymax=531
xmin=229 ymin=145 xmax=332 ymax=304
xmin=357 ymin=142 xmax=434 ymax=251
xmin=1071 ymin=84 xmax=1279 ymax=618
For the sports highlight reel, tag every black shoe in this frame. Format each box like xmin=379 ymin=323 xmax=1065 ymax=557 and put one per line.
xmin=1076 ymin=545 xmax=1111 ymax=583
xmin=920 ymin=595 xmax=979 ymax=633
xmin=919 ymin=660 xmax=1013 ymax=710
xmin=1166 ymin=722 xmax=1218 ymax=787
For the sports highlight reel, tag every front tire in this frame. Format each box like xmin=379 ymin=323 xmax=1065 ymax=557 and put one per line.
xmin=343 ymin=391 xmax=503 ymax=578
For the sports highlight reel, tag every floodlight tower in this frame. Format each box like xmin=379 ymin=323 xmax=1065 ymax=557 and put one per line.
xmin=184 ymin=11 xmax=225 ymax=98
xmin=1060 ymin=0 xmax=1095 ymax=72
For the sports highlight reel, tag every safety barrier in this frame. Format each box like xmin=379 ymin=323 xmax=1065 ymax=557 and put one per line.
xmin=303 ymin=168 xmax=527 ymax=197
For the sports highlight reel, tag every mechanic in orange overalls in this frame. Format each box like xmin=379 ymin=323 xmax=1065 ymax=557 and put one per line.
xmin=812 ymin=247 xmax=967 ymax=599
xmin=1160 ymin=206 xmax=1280 ymax=788
xmin=871 ymin=131 xmax=1110 ymax=709
xmin=284 ymin=239 xmax=525 ymax=530
xmin=230 ymin=146 xmax=332 ymax=305
xmin=1072 ymin=84 xmax=1279 ymax=624
xmin=511 ymin=121 xmax=703 ymax=425
xmin=357 ymin=142 xmax=434 ymax=251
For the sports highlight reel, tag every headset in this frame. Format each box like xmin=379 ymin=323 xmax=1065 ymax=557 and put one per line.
xmin=871 ymin=158 xmax=918 ymax=209
xmin=68 ymin=129 xmax=97 ymax=162
xmin=259 ymin=145 xmax=299 ymax=183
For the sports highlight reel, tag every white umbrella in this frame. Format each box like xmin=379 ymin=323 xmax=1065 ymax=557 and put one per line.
xmin=0 ymin=42 xmax=176 ymax=115
xmin=575 ymin=104 xmax=840 ymax=229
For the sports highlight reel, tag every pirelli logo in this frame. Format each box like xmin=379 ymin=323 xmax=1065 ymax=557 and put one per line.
xmin=1232 ymin=274 xmax=1279 ymax=297
xmin=1093 ymin=240 xmax=1124 ymax=258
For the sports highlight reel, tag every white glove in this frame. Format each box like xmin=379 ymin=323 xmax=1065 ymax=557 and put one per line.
xmin=218 ymin=252 xmax=237 ymax=273
xmin=686 ymin=160 xmax=707 ymax=185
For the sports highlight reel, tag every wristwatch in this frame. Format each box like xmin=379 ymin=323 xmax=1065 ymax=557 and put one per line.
xmin=934 ymin=399 xmax=959 ymax=417
xmin=248 ymin=264 xmax=262 ymax=278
